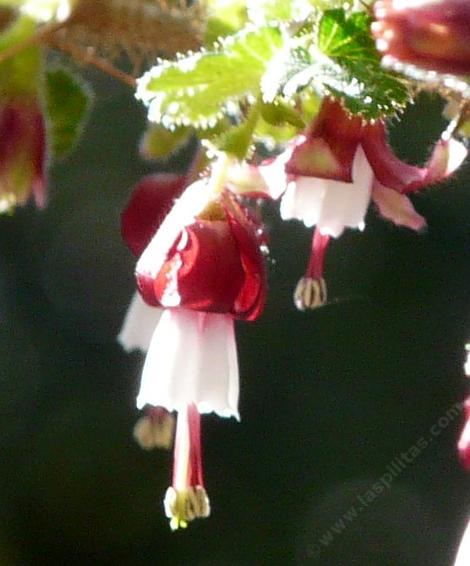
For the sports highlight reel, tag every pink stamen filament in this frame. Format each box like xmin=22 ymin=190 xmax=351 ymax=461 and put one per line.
xmin=172 ymin=404 xmax=204 ymax=490
xmin=305 ymin=228 xmax=330 ymax=280
xmin=188 ymin=403 xmax=204 ymax=487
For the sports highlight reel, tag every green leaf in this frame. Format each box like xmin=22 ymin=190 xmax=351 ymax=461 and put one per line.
xmin=255 ymin=95 xmax=320 ymax=146
xmin=136 ymin=26 xmax=285 ymax=130
xmin=279 ymin=9 xmax=410 ymax=119
xmin=216 ymin=100 xmax=262 ymax=159
xmin=44 ymin=67 xmax=91 ymax=158
xmin=314 ymin=57 xmax=409 ymax=118
xmin=204 ymin=0 xmax=248 ymax=44
xmin=139 ymin=124 xmax=192 ymax=161
xmin=260 ymin=100 xmax=305 ymax=128
xmin=0 ymin=15 xmax=41 ymax=97
xmin=317 ymin=9 xmax=375 ymax=60
xmin=314 ymin=9 xmax=410 ymax=118
xmin=254 ymin=116 xmax=300 ymax=145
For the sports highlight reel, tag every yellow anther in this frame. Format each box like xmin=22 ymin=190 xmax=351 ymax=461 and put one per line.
xmin=293 ymin=276 xmax=327 ymax=311
xmin=164 ymin=486 xmax=210 ymax=530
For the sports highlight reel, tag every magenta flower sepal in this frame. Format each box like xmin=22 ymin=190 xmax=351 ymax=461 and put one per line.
xmin=135 ymin=179 xmax=267 ymax=320
xmin=0 ymin=99 xmax=47 ymax=211
xmin=284 ymin=99 xmax=364 ymax=183
xmin=118 ymin=173 xmax=189 ymax=353
xmin=360 ymin=122 xmax=468 ymax=195
xmin=121 ymin=173 xmax=189 ymax=259
xmin=371 ymin=182 xmax=426 ymax=233
xmin=373 ymin=0 xmax=470 ymax=75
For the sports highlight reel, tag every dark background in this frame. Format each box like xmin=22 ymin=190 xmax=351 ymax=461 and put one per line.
xmin=0 ymin=70 xmax=469 ymax=565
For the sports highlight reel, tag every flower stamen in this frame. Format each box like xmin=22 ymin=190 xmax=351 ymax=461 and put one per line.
xmin=164 ymin=403 xmax=210 ymax=530
xmin=294 ymin=228 xmax=329 ymax=311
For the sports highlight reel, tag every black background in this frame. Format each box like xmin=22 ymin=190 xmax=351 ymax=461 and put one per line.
xmin=0 ymin=70 xmax=469 ymax=565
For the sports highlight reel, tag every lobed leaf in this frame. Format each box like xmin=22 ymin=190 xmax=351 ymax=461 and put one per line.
xmin=44 ymin=67 xmax=91 ymax=158
xmin=136 ymin=26 xmax=285 ymax=130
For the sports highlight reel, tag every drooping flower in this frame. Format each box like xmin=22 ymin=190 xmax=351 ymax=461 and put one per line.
xmin=372 ymin=0 xmax=470 ymax=75
xmin=233 ymin=98 xmax=467 ymax=310
xmin=0 ymin=99 xmax=47 ymax=211
xmin=133 ymin=175 xmax=267 ymax=415
xmin=119 ymin=159 xmax=267 ymax=528
xmin=0 ymin=14 xmax=48 ymax=212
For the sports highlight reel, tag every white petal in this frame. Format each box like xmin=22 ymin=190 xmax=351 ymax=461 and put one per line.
xmin=281 ymin=146 xmax=373 ymax=236
xmin=454 ymin=517 xmax=470 ymax=566
xmin=118 ymin=292 xmax=162 ymax=353
xmin=317 ymin=147 xmax=373 ymax=237
xmin=258 ymin=146 xmax=293 ymax=200
xmin=280 ymin=177 xmax=325 ymax=227
xmin=137 ymin=310 xmax=239 ymax=419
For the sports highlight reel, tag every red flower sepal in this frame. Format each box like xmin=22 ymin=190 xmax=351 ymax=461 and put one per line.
xmin=132 ymin=179 xmax=267 ymax=321
xmin=121 ymin=173 xmax=188 ymax=258
xmin=285 ymin=99 xmax=364 ymax=183
xmin=373 ymin=0 xmax=470 ymax=75
xmin=286 ymin=98 xmax=467 ymax=195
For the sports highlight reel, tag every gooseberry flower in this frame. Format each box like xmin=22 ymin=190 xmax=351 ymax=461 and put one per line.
xmin=372 ymin=0 xmax=470 ymax=75
xmin=0 ymin=14 xmax=49 ymax=212
xmin=240 ymin=98 xmax=466 ymax=310
xmin=119 ymin=160 xmax=267 ymax=527
xmin=0 ymin=99 xmax=47 ymax=211
xmin=134 ymin=176 xmax=267 ymax=415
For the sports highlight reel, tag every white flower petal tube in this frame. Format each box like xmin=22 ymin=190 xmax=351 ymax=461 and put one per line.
xmin=280 ymin=147 xmax=374 ymax=237
xmin=118 ymin=291 xmax=162 ymax=353
xmin=137 ymin=309 xmax=239 ymax=419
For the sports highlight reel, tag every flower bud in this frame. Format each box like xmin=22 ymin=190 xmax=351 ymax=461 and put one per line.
xmin=0 ymin=100 xmax=47 ymax=211
xmin=373 ymin=0 xmax=470 ymax=74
